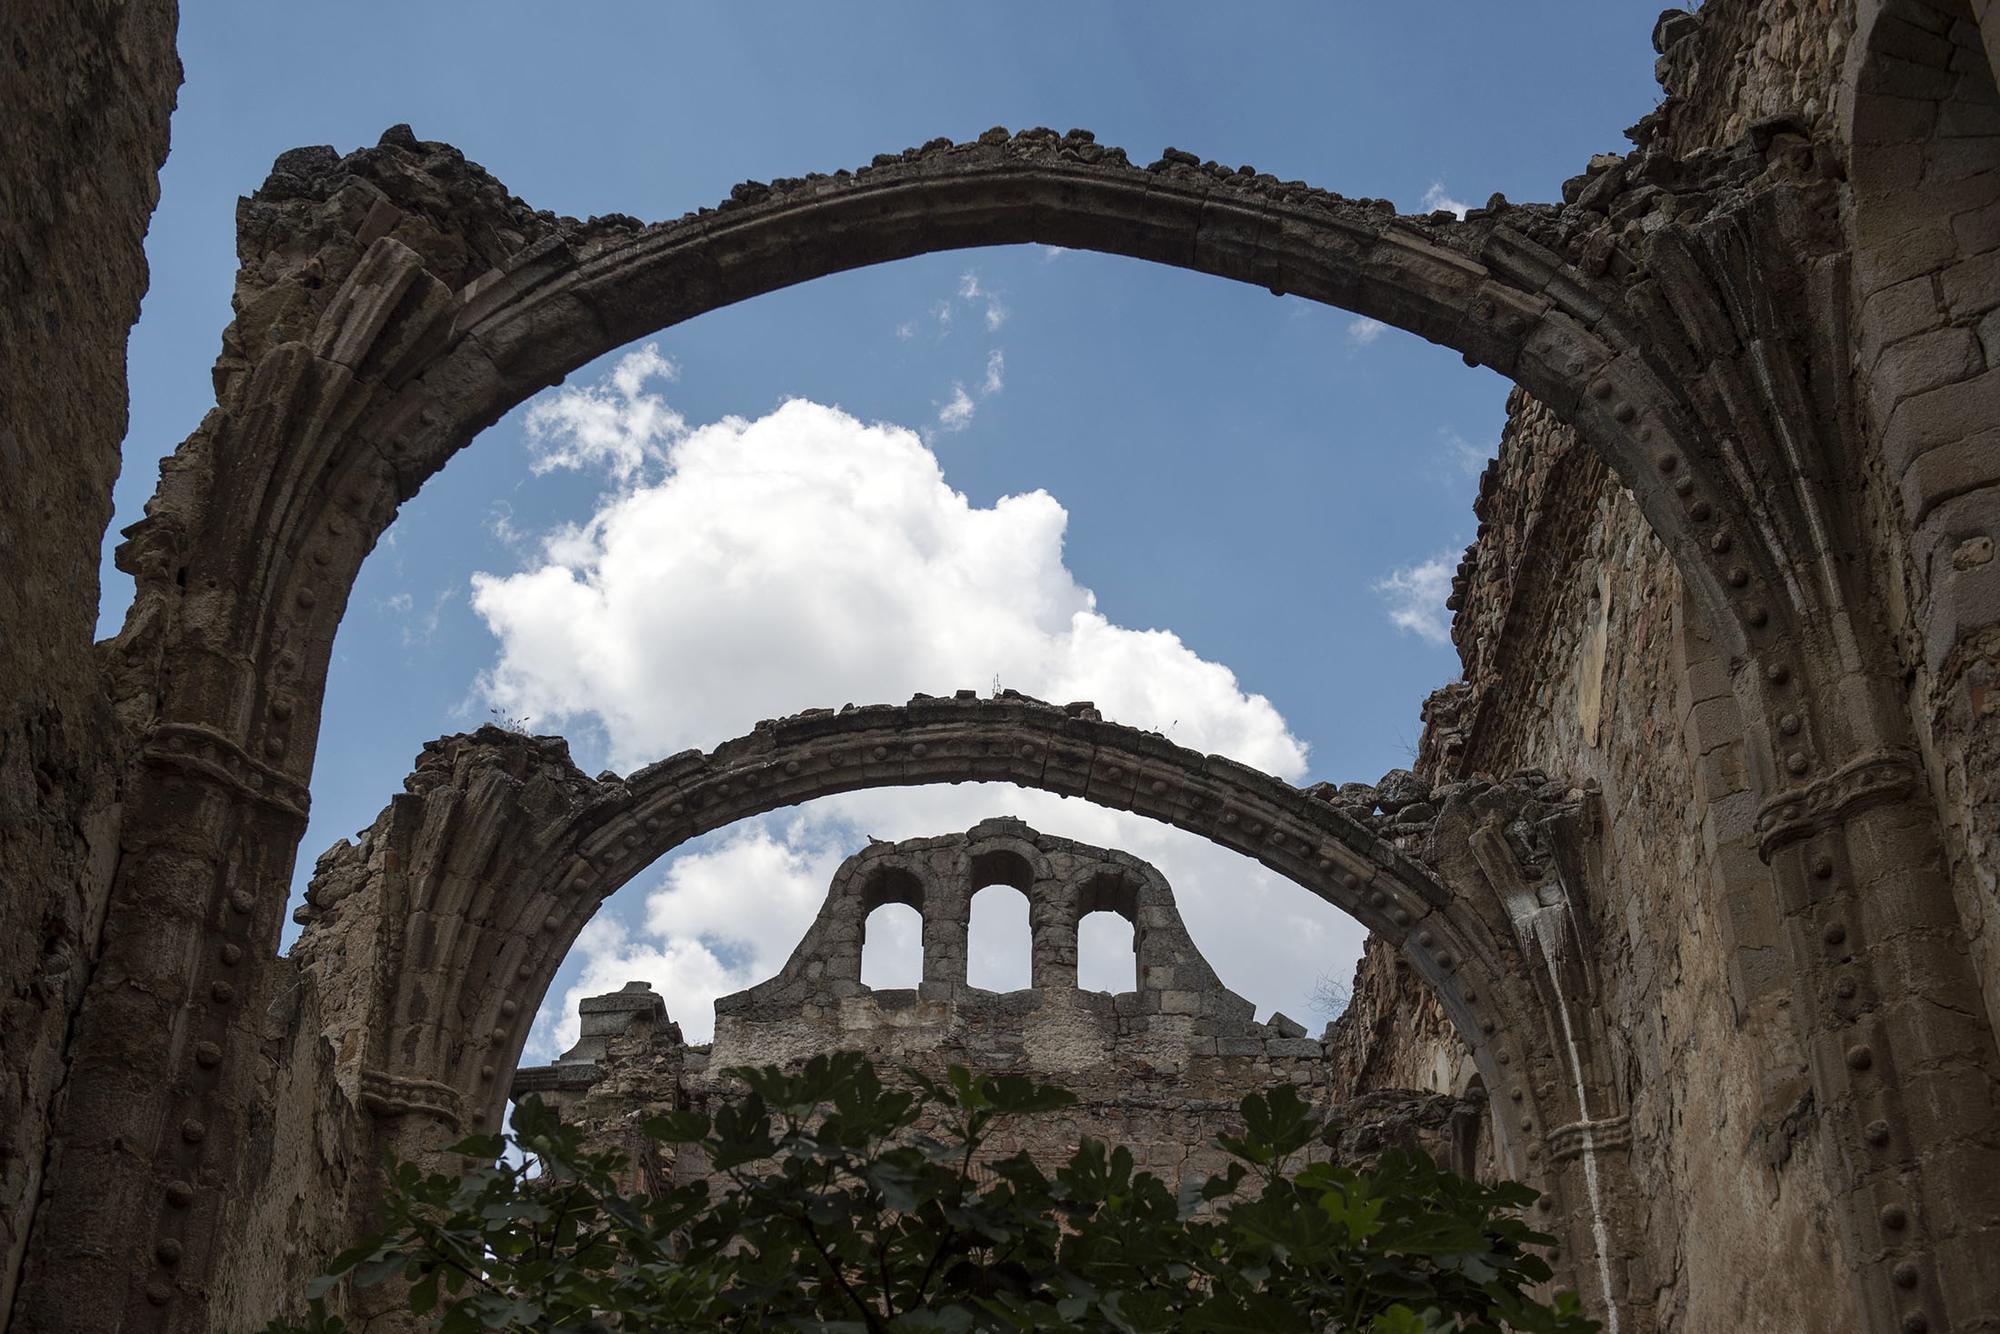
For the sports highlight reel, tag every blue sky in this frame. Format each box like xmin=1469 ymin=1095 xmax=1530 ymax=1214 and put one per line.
xmin=103 ymin=2 xmax=1666 ymax=1050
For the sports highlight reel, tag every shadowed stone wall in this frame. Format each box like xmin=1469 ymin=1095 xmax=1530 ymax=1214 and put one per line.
xmin=1334 ymin=3 xmax=2000 ymax=1329
xmin=0 ymin=2 xmax=179 ymax=1323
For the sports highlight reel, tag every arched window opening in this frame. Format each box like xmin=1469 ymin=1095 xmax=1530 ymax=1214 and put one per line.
xmin=860 ymin=902 xmax=924 ymax=991
xmin=1077 ymin=910 xmax=1137 ymax=994
xmin=966 ymin=884 xmax=1032 ymax=992
xmin=969 ymin=848 xmax=1034 ymax=893
xmin=1077 ymin=870 xmax=1141 ymax=994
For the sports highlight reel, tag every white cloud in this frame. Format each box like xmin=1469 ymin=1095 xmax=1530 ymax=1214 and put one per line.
xmin=1041 ymin=246 xmax=1070 ymax=261
xmin=389 ymin=586 xmax=457 ymax=648
xmin=1439 ymin=428 xmax=1492 ymax=480
xmin=486 ymin=501 xmax=527 ymax=550
xmin=1375 ymin=555 xmax=1457 ymax=646
xmin=482 ymin=355 xmax=1356 ymax=1055
xmin=896 ymin=320 xmax=917 ymax=340
xmin=956 ymin=269 xmax=1007 ymax=331
xmin=937 ymin=384 xmax=977 ymax=432
xmin=982 ymin=349 xmax=1005 ymax=397
xmin=1346 ymin=316 xmax=1386 ymax=347
xmin=1420 ymin=182 xmax=1471 ymax=220
xmin=524 ymin=343 xmax=683 ymax=483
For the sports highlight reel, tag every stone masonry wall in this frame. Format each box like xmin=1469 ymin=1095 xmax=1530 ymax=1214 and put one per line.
xmin=516 ymin=828 xmax=1482 ymax=1209
xmin=0 ymin=3 xmax=179 ymax=1323
xmin=521 ymin=982 xmax=1482 ymax=1208
xmin=1329 ymin=5 xmax=1881 ymax=1326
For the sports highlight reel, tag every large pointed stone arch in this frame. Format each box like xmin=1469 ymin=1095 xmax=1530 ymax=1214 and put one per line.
xmin=29 ymin=118 xmax=1999 ymax=1334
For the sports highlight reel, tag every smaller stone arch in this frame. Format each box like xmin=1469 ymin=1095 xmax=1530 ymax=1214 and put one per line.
xmin=272 ymin=703 xmax=1649 ymax=1326
xmin=962 ymin=828 xmax=1046 ymax=991
xmin=1071 ymin=867 xmax=1142 ymax=994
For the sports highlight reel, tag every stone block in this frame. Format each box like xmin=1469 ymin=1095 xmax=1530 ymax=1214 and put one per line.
xmin=1870 ymin=325 xmax=1984 ymax=410
xmin=1266 ymin=1011 xmax=1308 ymax=1039
xmin=1883 ymin=367 xmax=2000 ymax=471
xmin=1924 ymin=133 xmax=2000 ymax=185
xmin=1941 ymin=248 xmax=2000 ymax=318
xmin=1937 ymin=94 xmax=2000 ymax=139
xmin=1953 ymin=195 xmax=2000 ymax=255
xmin=1265 ymin=1038 xmax=1324 ymax=1059
xmin=1901 ymin=429 xmax=2000 ymax=524
xmin=1854 ymin=92 xmax=1942 ymax=148
xmin=1856 ymin=222 xmax=1957 ymax=296
xmin=1860 ymin=272 xmax=1946 ymax=369
xmin=1926 ymin=549 xmax=2000 ymax=672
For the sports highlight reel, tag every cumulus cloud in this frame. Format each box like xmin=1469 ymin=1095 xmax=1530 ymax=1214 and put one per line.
xmin=1375 ymin=555 xmax=1456 ymax=646
xmin=1346 ymin=316 xmax=1387 ymax=348
xmin=483 ymin=353 xmax=1356 ymax=1056
xmin=1420 ymin=182 xmax=1472 ymax=220
xmin=523 ymin=343 xmax=683 ymax=483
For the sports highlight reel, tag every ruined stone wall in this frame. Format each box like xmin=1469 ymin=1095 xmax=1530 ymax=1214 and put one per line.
xmin=1649 ymin=0 xmax=1857 ymax=153
xmin=1344 ymin=356 xmax=1854 ymax=1334
xmin=0 ymin=3 xmax=179 ymax=1322
xmin=515 ymin=827 xmax=1483 ymax=1205
xmin=1330 ymin=4 xmax=1883 ymax=1326
xmin=520 ymin=981 xmax=1481 ymax=1206
xmin=1845 ymin=0 xmax=2000 ymax=1045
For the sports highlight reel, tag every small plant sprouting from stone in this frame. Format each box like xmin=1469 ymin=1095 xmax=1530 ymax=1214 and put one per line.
xmin=487 ymin=708 xmax=533 ymax=734
xmin=271 ymin=1052 xmax=1596 ymax=1332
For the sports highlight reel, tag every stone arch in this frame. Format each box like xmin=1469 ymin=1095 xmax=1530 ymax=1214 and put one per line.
xmin=1074 ymin=866 xmax=1143 ymax=994
xmin=857 ymin=865 xmax=927 ymax=991
xmin=859 ymin=901 xmax=924 ymax=991
xmin=1074 ymin=906 xmax=1138 ymax=995
xmin=963 ymin=840 xmax=1038 ymax=991
xmin=55 ymin=120 xmax=2000 ymax=1333
xmin=276 ymin=702 xmax=1646 ymax=1325
xmin=965 ymin=882 xmax=1032 ymax=992
xmin=1846 ymin=0 xmax=2000 ymax=634
xmin=114 ymin=123 xmax=1888 ymax=830
xmin=1847 ymin=0 xmax=2000 ymax=1020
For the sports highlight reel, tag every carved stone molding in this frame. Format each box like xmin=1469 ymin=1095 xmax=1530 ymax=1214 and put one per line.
xmin=1753 ymin=749 xmax=1924 ymax=858
xmin=358 ymin=1069 xmax=464 ymax=1128
xmin=142 ymin=722 xmax=311 ymax=822
xmin=1548 ymin=1115 xmax=1632 ymax=1163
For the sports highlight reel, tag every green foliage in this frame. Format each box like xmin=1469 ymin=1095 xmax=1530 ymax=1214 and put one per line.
xmin=271 ymin=1053 xmax=1596 ymax=1333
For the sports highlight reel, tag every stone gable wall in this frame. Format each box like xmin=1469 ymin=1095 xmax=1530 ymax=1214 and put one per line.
xmin=515 ymin=829 xmax=1481 ymax=1205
